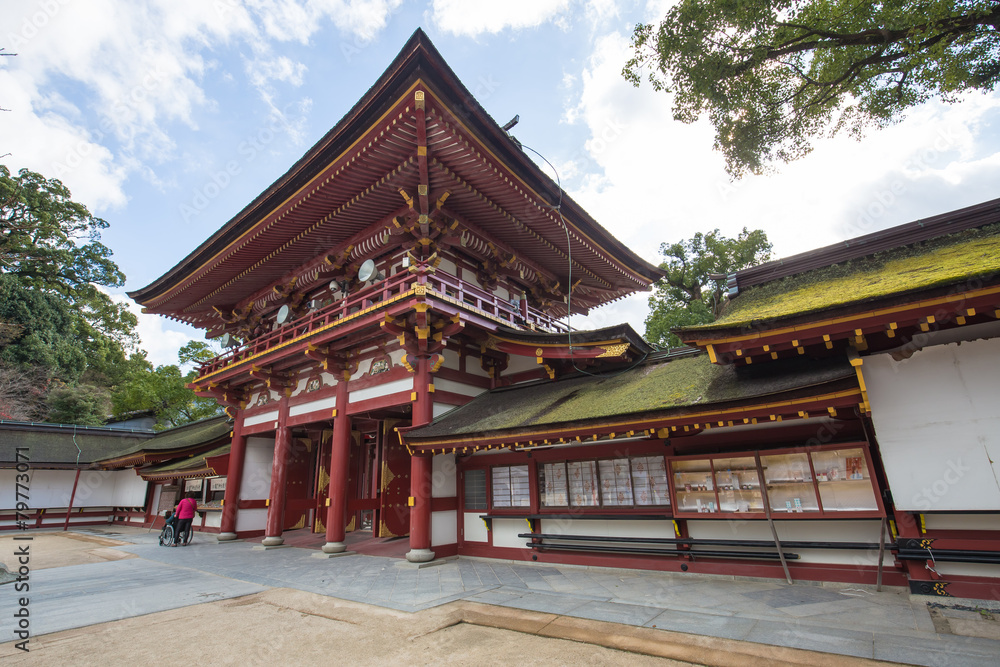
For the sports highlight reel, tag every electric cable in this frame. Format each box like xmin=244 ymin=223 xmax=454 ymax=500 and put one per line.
xmin=514 ymin=140 xmax=649 ymax=378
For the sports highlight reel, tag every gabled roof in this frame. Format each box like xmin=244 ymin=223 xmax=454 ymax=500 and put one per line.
xmin=0 ymin=421 xmax=153 ymax=467
xmin=676 ymin=198 xmax=1000 ymax=364
xmin=129 ymin=29 xmax=662 ymax=328
xmin=139 ymin=443 xmax=230 ymax=482
xmin=402 ymin=350 xmax=859 ymax=452
xmin=98 ymin=416 xmax=231 ymax=468
xmin=698 ymin=221 xmax=1000 ymax=331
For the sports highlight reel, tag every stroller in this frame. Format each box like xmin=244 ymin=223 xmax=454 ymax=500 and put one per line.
xmin=158 ymin=509 xmax=193 ymax=547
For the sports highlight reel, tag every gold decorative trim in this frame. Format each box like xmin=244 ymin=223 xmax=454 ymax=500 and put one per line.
xmin=596 ymin=342 xmax=629 ymax=358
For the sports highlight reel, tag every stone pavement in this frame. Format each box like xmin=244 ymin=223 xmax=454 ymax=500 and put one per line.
xmin=4 ymin=527 xmax=998 ymax=666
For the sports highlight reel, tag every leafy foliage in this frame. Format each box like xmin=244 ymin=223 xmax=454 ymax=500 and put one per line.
xmin=645 ymin=228 xmax=772 ymax=348
xmin=0 ymin=166 xmax=137 ymax=349
xmin=624 ymin=1 xmax=1000 ymax=176
xmin=46 ymin=384 xmax=111 ymax=426
xmin=112 ymin=343 xmax=224 ymax=430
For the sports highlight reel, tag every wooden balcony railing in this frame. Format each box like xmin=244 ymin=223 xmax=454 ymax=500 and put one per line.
xmin=196 ymin=270 xmax=567 ymax=377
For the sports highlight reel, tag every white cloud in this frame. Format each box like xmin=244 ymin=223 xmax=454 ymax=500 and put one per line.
xmin=560 ymin=28 xmax=1000 ymax=338
xmin=109 ymin=292 xmax=200 ymax=368
xmin=431 ymin=0 xmax=572 ymax=37
xmin=2 ymin=0 xmax=401 ymax=212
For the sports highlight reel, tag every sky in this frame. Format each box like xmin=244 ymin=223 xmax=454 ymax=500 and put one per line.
xmin=3 ymin=0 xmax=1000 ymax=367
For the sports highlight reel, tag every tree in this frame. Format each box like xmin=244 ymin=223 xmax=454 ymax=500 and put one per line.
xmin=46 ymin=383 xmax=111 ymax=426
xmin=645 ymin=228 xmax=772 ymax=348
xmin=0 ymin=166 xmax=137 ymax=348
xmin=112 ymin=342 xmax=224 ymax=430
xmin=624 ymin=1 xmax=1000 ymax=177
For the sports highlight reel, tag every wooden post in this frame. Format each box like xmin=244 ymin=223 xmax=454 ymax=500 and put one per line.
xmin=262 ymin=400 xmax=291 ymax=547
xmin=218 ymin=414 xmax=246 ymax=540
xmin=323 ymin=379 xmax=352 ymax=553
xmin=756 ymin=458 xmax=793 ymax=584
xmin=877 ymin=516 xmax=887 ymax=592
xmin=406 ymin=353 xmax=435 ymax=563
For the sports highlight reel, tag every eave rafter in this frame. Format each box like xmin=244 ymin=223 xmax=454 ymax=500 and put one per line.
xmin=690 ymin=285 xmax=1000 ymax=365
xmin=426 ymin=103 xmax=649 ymax=289
xmin=404 ymin=387 xmax=863 ymax=455
xmin=184 ymin=158 xmax=417 ymax=314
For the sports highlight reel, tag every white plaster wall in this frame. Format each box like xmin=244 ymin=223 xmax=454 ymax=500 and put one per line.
xmin=438 ymin=257 xmax=457 ymax=277
xmin=431 ymin=453 xmax=456 ymax=498
xmin=466 ymin=358 xmax=491 ymax=379
xmin=864 ymin=338 xmax=1000 ymax=511
xmin=464 ymin=512 xmax=489 ymax=542
xmin=12 ymin=469 xmax=129 ymax=508
xmin=289 ymin=395 xmax=337 ymax=417
xmin=924 ymin=514 xmax=999 ymax=531
xmin=688 ymin=519 xmax=886 ymax=565
xmin=389 ymin=348 xmax=407 ymax=365
xmin=505 ymin=354 xmax=540 ymax=378
xmin=441 ymin=348 xmax=460 ymax=371
xmin=431 ymin=510 xmax=457 ymax=546
xmin=203 ymin=512 xmax=222 ymax=528
xmin=111 ymin=472 xmax=148 ymax=506
xmin=242 ymin=437 xmax=275 ymax=499
xmin=433 ymin=404 xmax=457 ymax=418
xmin=492 ymin=517 xmax=530 ymax=549
xmin=236 ymin=508 xmax=268 ymax=533
xmin=349 ymin=377 xmax=413 ymax=403
xmin=931 ymin=562 xmax=1000 ymax=578
xmin=244 ymin=409 xmax=280 ymax=428
xmin=539 ymin=519 xmax=674 ymax=539
xmin=433 ymin=378 xmax=487 ymax=398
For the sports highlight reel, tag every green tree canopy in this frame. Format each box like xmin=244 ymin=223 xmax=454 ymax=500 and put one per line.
xmin=112 ymin=342 xmax=224 ymax=430
xmin=624 ymin=1 xmax=1000 ymax=177
xmin=0 ymin=165 xmax=137 ymax=349
xmin=645 ymin=228 xmax=772 ymax=348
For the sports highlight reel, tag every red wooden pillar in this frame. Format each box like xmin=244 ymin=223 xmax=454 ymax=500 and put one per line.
xmin=219 ymin=414 xmax=246 ymax=541
xmin=263 ymin=400 xmax=292 ymax=546
xmin=323 ymin=379 xmax=352 ymax=553
xmin=406 ymin=353 xmax=435 ymax=563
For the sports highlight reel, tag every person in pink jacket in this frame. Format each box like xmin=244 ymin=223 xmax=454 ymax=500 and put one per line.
xmin=172 ymin=495 xmax=198 ymax=546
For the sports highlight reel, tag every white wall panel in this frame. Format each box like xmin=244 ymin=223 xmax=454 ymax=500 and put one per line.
xmin=464 ymin=512 xmax=489 ymax=542
xmin=864 ymin=338 xmax=1000 ymax=511
xmin=289 ymin=395 xmax=337 ymax=417
xmin=236 ymin=508 xmax=268 ymax=532
xmin=242 ymin=437 xmax=274 ymax=499
xmin=349 ymin=377 xmax=413 ymax=403
xmin=432 ymin=453 xmax=456 ymax=498
xmin=491 ymin=518 xmax=528 ymax=549
xmin=431 ymin=510 xmax=457 ymax=546
xmin=244 ymin=409 xmax=279 ymax=428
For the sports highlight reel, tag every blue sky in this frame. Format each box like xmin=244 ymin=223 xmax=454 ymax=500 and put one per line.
xmin=4 ymin=0 xmax=1000 ymax=366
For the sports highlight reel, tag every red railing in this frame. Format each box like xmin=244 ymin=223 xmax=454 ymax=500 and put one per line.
xmin=196 ymin=270 xmax=567 ymax=378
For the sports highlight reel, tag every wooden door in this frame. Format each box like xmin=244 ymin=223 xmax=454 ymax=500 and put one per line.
xmin=313 ymin=430 xmax=332 ymax=533
xmin=378 ymin=419 xmax=411 ymax=537
xmin=283 ymin=435 xmax=316 ymax=531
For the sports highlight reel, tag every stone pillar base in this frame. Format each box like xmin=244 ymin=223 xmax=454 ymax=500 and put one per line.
xmin=217 ymin=532 xmax=238 ymax=542
xmin=322 ymin=541 xmax=346 ymax=554
xmin=261 ymin=536 xmax=284 ymax=547
xmin=405 ymin=548 xmax=435 ymax=563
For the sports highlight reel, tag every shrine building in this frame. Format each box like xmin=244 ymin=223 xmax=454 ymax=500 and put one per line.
xmin=129 ymin=30 xmax=1000 ymax=599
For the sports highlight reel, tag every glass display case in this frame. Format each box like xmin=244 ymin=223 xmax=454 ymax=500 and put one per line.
xmin=672 ymin=456 xmax=764 ymax=515
xmin=810 ymin=447 xmax=879 ymax=512
xmin=760 ymin=451 xmax=820 ymax=513
xmin=670 ymin=443 xmax=883 ymax=518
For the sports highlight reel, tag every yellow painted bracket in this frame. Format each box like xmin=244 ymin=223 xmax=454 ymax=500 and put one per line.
xmin=265 ymin=498 xmax=270 ymax=507
xmin=408 ymin=497 xmax=415 ymax=507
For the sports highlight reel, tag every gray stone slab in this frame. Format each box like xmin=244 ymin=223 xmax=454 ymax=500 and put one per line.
xmin=567 ymin=600 xmax=663 ymax=627
xmin=743 ymin=618 xmax=875 ymax=659
xmin=873 ymin=631 xmax=1000 ymax=667
xmin=0 ymin=558 xmax=265 ymax=638
xmin=498 ymin=591 xmax=590 ymax=616
xmin=645 ymin=609 xmax=757 ymax=642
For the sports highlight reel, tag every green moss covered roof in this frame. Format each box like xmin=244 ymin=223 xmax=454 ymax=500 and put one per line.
xmin=142 ymin=443 xmax=231 ymax=475
xmin=0 ymin=423 xmax=153 ymax=465
xmin=99 ymin=416 xmax=231 ymax=461
xmin=406 ymin=352 xmax=854 ymax=441
xmin=686 ymin=223 xmax=1000 ymax=332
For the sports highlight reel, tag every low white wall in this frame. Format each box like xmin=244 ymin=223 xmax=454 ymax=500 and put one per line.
xmin=688 ymin=519 xmax=886 ymax=565
xmin=236 ymin=508 xmax=268 ymax=533
xmin=431 ymin=510 xmax=457 ymax=547
xmin=491 ymin=517 xmax=529 ymax=549
xmin=463 ymin=512 xmax=489 ymax=542
xmin=203 ymin=511 xmax=222 ymax=529
xmin=0 ymin=469 xmax=147 ymax=509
